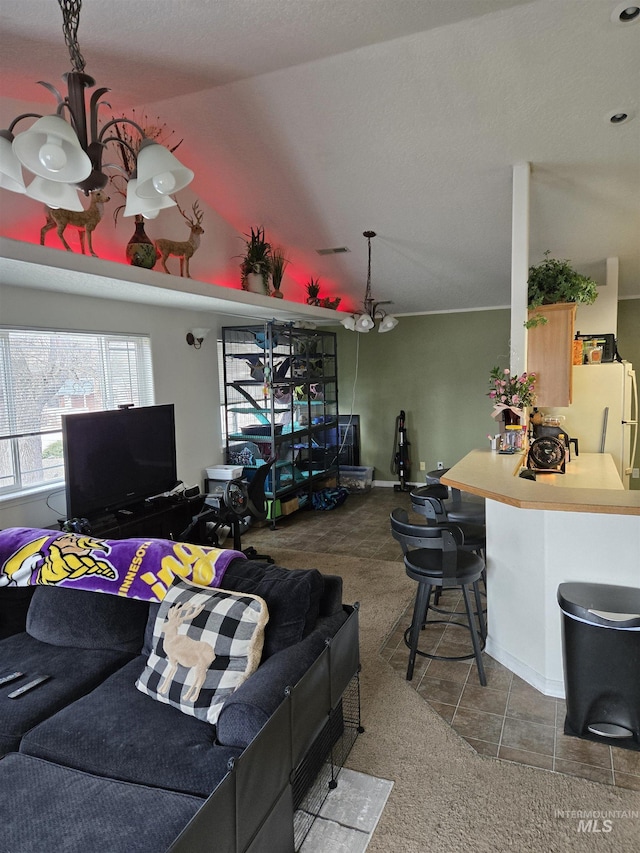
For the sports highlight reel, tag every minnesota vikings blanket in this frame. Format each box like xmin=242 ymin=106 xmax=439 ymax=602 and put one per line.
xmin=0 ymin=527 xmax=245 ymax=602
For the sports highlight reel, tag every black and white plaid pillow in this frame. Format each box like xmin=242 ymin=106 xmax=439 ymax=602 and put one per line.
xmin=136 ymin=581 xmax=269 ymax=724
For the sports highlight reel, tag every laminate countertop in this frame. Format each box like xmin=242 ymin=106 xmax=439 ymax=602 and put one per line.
xmin=441 ymin=449 xmax=640 ymax=516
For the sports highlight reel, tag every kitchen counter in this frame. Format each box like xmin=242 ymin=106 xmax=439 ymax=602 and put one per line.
xmin=442 ymin=449 xmax=640 ymax=515
xmin=442 ymin=449 xmax=640 ymax=697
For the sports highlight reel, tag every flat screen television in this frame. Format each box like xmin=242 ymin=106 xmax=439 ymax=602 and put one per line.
xmin=62 ymin=404 xmax=178 ymax=519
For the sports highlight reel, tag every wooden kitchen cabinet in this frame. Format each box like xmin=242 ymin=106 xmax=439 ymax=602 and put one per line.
xmin=527 ymin=302 xmax=576 ymax=406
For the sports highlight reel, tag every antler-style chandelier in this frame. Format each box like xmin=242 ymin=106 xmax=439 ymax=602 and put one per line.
xmin=341 ymin=231 xmax=398 ymax=333
xmin=0 ymin=0 xmax=193 ymax=214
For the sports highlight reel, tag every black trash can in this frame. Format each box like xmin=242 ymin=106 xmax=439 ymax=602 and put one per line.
xmin=558 ymin=582 xmax=640 ymax=745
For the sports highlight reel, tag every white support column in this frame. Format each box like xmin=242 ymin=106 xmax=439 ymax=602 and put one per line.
xmin=510 ymin=162 xmax=530 ymax=375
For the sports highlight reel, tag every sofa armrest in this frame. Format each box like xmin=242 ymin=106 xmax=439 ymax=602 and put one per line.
xmin=216 ymin=610 xmax=347 ymax=749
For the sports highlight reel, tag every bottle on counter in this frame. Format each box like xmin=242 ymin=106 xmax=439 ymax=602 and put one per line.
xmin=501 ymin=425 xmax=522 ymax=453
xmin=572 ymin=332 xmax=584 ymax=366
xmin=588 ymin=339 xmax=603 ymax=364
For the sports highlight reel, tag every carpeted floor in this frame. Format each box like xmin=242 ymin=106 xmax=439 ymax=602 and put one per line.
xmin=242 ymin=495 xmax=639 ymax=852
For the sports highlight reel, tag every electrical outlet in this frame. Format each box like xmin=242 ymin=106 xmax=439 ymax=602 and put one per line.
xmin=419 ymin=461 xmax=426 ymax=471
xmin=437 ymin=461 xmax=444 ymax=470
xmin=632 ymin=467 xmax=639 ymax=479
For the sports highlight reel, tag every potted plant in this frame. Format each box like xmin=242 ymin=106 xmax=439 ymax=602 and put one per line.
xmin=306 ymin=278 xmax=321 ymax=305
xmin=525 ymin=251 xmax=598 ymax=328
xmin=239 ymin=227 xmax=272 ymax=294
xmin=270 ymin=246 xmax=289 ymax=299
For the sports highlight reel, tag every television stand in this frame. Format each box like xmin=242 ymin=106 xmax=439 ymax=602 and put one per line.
xmin=63 ymin=497 xmax=203 ymax=542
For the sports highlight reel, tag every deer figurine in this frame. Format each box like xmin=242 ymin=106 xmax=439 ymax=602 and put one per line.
xmin=154 ymin=201 xmax=204 ymax=278
xmin=158 ymin=600 xmax=216 ymax=703
xmin=40 ymin=188 xmax=110 ymax=257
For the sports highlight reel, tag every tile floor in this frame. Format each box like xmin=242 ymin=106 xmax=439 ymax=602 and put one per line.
xmin=243 ymin=486 xmax=640 ymax=792
xmin=380 ymin=594 xmax=640 ymax=790
xmin=298 ymin=768 xmax=393 ymax=853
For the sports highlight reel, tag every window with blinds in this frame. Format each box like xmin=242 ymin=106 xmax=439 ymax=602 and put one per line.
xmin=0 ymin=328 xmax=154 ymax=496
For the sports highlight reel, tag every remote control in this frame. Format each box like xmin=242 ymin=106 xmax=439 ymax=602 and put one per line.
xmin=0 ymin=671 xmax=24 ymax=686
xmin=8 ymin=675 xmax=50 ymax=698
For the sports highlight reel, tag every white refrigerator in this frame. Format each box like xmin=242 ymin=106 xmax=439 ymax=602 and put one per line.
xmin=544 ymin=362 xmax=638 ymax=488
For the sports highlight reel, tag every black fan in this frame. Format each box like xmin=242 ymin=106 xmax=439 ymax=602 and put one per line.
xmin=527 ymin=436 xmax=566 ymax=474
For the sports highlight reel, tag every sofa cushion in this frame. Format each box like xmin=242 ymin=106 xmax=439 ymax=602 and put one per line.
xmin=20 ymin=656 xmax=242 ymax=797
xmin=0 ymin=753 xmax=205 ymax=853
xmin=0 ymin=586 xmax=35 ymax=639
xmin=142 ymin=600 xmax=161 ymax=656
xmin=26 ymin=586 xmax=150 ymax=653
xmin=136 ymin=582 xmax=268 ymax=725
xmin=0 ymin=632 xmax=134 ymax=757
xmin=221 ymin=558 xmax=324 ymax=657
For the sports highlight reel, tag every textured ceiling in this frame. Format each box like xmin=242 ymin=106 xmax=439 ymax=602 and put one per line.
xmin=1 ymin=0 xmax=639 ymax=314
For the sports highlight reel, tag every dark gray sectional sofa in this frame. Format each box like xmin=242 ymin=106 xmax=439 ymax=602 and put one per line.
xmin=0 ymin=549 xmax=360 ymax=853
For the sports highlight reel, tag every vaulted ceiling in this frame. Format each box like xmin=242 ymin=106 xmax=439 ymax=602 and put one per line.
xmin=1 ymin=1 xmax=639 ymax=315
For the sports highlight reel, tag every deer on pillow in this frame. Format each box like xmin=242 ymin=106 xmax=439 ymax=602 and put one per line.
xmin=158 ymin=601 xmax=215 ymax=702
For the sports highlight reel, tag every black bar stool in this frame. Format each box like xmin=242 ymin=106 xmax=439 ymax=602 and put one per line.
xmin=420 ymin=468 xmax=485 ymax=525
xmin=410 ymin=484 xmax=486 ymax=558
xmin=390 ymin=508 xmax=487 ymax=686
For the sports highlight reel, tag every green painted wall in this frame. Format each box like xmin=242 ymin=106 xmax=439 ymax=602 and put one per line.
xmin=617 ymin=298 xmax=640 ymax=489
xmin=337 ymin=299 xmax=639 ymax=486
xmin=336 ymin=309 xmax=511 ymax=481
xmin=617 ymin=299 xmax=640 ymax=371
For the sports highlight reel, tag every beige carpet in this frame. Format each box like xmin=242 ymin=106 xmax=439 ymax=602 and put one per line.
xmin=269 ymin=548 xmax=639 ymax=853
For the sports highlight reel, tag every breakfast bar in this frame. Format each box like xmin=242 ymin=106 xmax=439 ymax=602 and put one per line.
xmin=442 ymin=450 xmax=640 ymax=697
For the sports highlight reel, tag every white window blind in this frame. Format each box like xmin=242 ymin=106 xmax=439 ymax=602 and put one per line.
xmin=0 ymin=327 xmax=154 ymax=495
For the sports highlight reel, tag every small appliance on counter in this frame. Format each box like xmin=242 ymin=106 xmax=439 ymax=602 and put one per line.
xmin=527 ymin=435 xmax=567 ymax=474
xmin=532 ymin=415 xmax=579 ymax=462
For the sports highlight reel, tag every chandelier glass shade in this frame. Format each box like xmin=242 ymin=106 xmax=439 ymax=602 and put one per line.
xmin=26 ymin=175 xmax=86 ymax=211
xmin=11 ymin=115 xmax=92 ymax=184
xmin=123 ymin=177 xmax=176 ymax=219
xmin=340 ymin=231 xmax=399 ymax=334
xmin=0 ymin=0 xmax=193 ymax=211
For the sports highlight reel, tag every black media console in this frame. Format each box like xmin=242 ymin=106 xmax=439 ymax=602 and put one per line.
xmin=62 ymin=497 xmax=201 ymax=541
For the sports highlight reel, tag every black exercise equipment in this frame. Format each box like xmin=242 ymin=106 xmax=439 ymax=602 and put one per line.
xmin=180 ymin=458 xmax=276 ymax=562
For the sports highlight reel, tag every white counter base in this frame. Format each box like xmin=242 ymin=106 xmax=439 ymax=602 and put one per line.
xmin=443 ymin=450 xmax=640 ymax=699
xmin=485 ymin=498 xmax=640 ymax=698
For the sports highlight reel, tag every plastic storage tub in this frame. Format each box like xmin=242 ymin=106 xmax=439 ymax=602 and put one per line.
xmin=558 ymin=582 xmax=640 ymax=744
xmin=340 ymin=466 xmax=373 ymax=493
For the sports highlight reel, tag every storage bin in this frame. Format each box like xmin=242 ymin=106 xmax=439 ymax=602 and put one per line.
xmin=266 ymin=499 xmax=282 ymax=520
xmin=281 ymin=497 xmax=299 ymax=516
xmin=205 ymin=465 xmax=243 ymax=480
xmin=339 ymin=465 xmax=373 ymax=492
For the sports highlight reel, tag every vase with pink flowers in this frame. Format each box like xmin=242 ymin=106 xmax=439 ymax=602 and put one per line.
xmin=488 ymin=366 xmax=536 ymax=425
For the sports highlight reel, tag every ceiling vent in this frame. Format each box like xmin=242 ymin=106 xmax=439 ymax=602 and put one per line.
xmin=316 ymin=246 xmax=350 ymax=256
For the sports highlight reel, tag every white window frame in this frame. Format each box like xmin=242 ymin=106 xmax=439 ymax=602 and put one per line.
xmin=0 ymin=326 xmax=154 ymax=499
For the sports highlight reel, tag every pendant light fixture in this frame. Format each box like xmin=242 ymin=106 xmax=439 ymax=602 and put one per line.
xmin=341 ymin=231 xmax=398 ymax=334
xmin=0 ymin=0 xmax=193 ymax=212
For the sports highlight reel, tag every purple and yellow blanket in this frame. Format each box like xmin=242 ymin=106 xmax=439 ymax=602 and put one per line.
xmin=0 ymin=527 xmax=245 ymax=602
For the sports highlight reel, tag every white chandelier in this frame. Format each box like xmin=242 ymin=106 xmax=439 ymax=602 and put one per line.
xmin=0 ymin=0 xmax=193 ymax=214
xmin=341 ymin=231 xmax=399 ymax=334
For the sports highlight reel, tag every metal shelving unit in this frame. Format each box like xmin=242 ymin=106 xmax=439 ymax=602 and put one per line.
xmin=222 ymin=322 xmax=339 ymax=517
